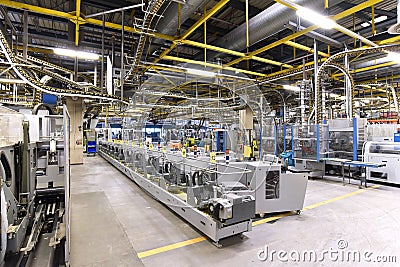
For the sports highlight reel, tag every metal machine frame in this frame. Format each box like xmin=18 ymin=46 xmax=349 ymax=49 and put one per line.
xmin=99 ymin=142 xmax=254 ymax=245
xmin=0 ymin=106 xmax=70 ymax=266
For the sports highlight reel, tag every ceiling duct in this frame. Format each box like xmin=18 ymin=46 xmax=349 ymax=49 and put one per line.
xmin=156 ymin=0 xmax=205 ymax=36
xmin=208 ymin=0 xmax=345 ymax=60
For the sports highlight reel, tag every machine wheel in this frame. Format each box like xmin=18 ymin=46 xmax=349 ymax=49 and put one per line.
xmin=296 ymin=210 xmax=301 ymax=215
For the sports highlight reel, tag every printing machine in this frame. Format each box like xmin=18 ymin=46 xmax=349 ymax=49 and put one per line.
xmin=99 ymin=140 xmax=254 ymax=245
xmin=292 ymin=124 xmax=329 ymax=177
xmin=216 ymin=161 xmax=308 ymax=216
xmin=325 ymin=118 xmax=367 ymax=176
xmin=99 ymin=138 xmax=308 ymax=244
xmin=0 ymin=106 xmax=70 ymax=266
xmin=364 ymin=141 xmax=400 ymax=185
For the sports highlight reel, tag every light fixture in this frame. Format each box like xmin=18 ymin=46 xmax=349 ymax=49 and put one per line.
xmin=361 ymin=15 xmax=388 ymax=28
xmin=328 ymin=93 xmax=341 ymax=98
xmin=186 ymin=68 xmax=216 ymax=77
xmin=386 ymin=52 xmax=400 ymax=63
xmin=283 ymin=85 xmax=300 ymax=91
xmin=296 ymin=7 xmax=336 ymax=29
xmin=53 ymin=48 xmax=100 ymax=60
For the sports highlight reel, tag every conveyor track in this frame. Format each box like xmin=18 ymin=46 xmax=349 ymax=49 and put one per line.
xmin=0 ymin=27 xmax=125 ymax=103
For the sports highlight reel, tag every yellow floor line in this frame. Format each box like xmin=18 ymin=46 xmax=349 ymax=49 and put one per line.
xmin=137 ymin=184 xmax=382 ymax=259
xmin=137 ymin=236 xmax=207 ymax=259
xmin=251 ymin=212 xmax=293 ymax=226
xmin=302 ymin=184 xmax=381 ymax=211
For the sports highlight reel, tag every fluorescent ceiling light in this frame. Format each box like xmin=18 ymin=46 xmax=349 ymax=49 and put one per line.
xmin=53 ymin=48 xmax=100 ymax=60
xmin=186 ymin=68 xmax=216 ymax=77
xmin=386 ymin=52 xmax=400 ymax=63
xmin=361 ymin=16 xmax=388 ymax=28
xmin=283 ymin=85 xmax=300 ymax=91
xmin=296 ymin=7 xmax=336 ymax=29
xmin=328 ymin=93 xmax=341 ymax=98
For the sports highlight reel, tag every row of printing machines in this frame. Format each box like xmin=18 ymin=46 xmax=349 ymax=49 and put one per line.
xmin=263 ymin=118 xmax=400 ymax=185
xmin=1 ymin=106 xmax=397 ymax=261
xmin=97 ymin=117 xmax=399 ymax=245
xmin=0 ymin=106 xmax=70 ymax=267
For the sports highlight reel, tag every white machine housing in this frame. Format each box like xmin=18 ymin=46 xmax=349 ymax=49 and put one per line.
xmin=364 ymin=141 xmax=400 ymax=185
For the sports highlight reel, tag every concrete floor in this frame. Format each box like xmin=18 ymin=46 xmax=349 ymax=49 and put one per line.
xmin=70 ymin=156 xmax=400 ymax=267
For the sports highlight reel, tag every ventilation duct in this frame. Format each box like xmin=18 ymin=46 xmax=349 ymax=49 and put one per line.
xmin=156 ymin=0 xmax=205 ymax=36
xmin=208 ymin=0 xmax=345 ymax=60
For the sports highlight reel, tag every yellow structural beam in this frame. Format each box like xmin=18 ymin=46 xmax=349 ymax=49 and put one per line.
xmin=252 ymin=56 xmax=292 ymax=68
xmin=143 ymin=0 xmax=231 ymax=75
xmin=181 ymin=40 xmax=244 ymax=57
xmin=379 ymin=35 xmax=400 ymax=45
xmin=1 ymin=0 xmax=291 ymax=74
xmin=225 ymin=0 xmax=384 ymax=67
xmin=274 ymin=0 xmax=296 ymax=10
xmin=16 ymin=45 xmax=52 ymax=54
xmin=332 ymin=61 xmax=397 ymax=78
xmin=337 ymin=0 xmax=382 ymax=19
xmin=75 ymin=0 xmax=81 ymax=46
xmin=180 ymin=40 xmax=293 ymax=68
xmin=0 ymin=0 xmax=74 ymax=20
xmin=163 ymin=55 xmax=268 ymax=77
xmin=1 ymin=0 xmax=386 ymax=79
xmin=0 ymin=0 xmax=173 ymax=42
xmin=181 ymin=0 xmax=230 ymax=40
xmin=284 ymin=41 xmax=330 ymax=57
xmin=225 ymin=26 xmax=319 ymax=67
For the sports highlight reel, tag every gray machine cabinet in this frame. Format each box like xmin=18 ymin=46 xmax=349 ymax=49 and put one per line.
xmin=218 ymin=161 xmax=308 ymax=214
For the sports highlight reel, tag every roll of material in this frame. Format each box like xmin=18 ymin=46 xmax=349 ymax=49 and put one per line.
xmin=36 ymin=187 xmax=65 ymax=197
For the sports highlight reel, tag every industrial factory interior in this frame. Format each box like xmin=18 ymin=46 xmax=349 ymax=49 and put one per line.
xmin=1 ymin=0 xmax=400 ymax=266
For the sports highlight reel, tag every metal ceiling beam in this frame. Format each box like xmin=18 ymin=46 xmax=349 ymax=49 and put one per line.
xmin=182 ymin=18 xmax=225 ymax=36
xmin=332 ymin=61 xmax=396 ymax=77
xmin=284 ymin=40 xmax=329 ymax=57
xmin=75 ymin=0 xmax=81 ymax=46
xmin=181 ymin=0 xmax=230 ymax=40
xmin=180 ymin=39 xmax=293 ymax=68
xmin=338 ymin=2 xmax=396 ymax=18
xmin=162 ymin=55 xmax=268 ymax=77
xmin=336 ymin=2 xmax=371 ymax=23
xmin=224 ymin=0 xmax=384 ymax=68
xmin=0 ymin=0 xmax=174 ymax=41
xmin=285 ymin=21 xmax=342 ymax=48
xmin=0 ymin=0 xmax=292 ymax=73
xmin=142 ymin=0 xmax=231 ymax=75
xmin=225 ymin=25 xmax=319 ymax=67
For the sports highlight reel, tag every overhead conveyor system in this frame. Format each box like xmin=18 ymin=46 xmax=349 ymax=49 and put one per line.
xmin=0 ymin=25 xmax=126 ymax=103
